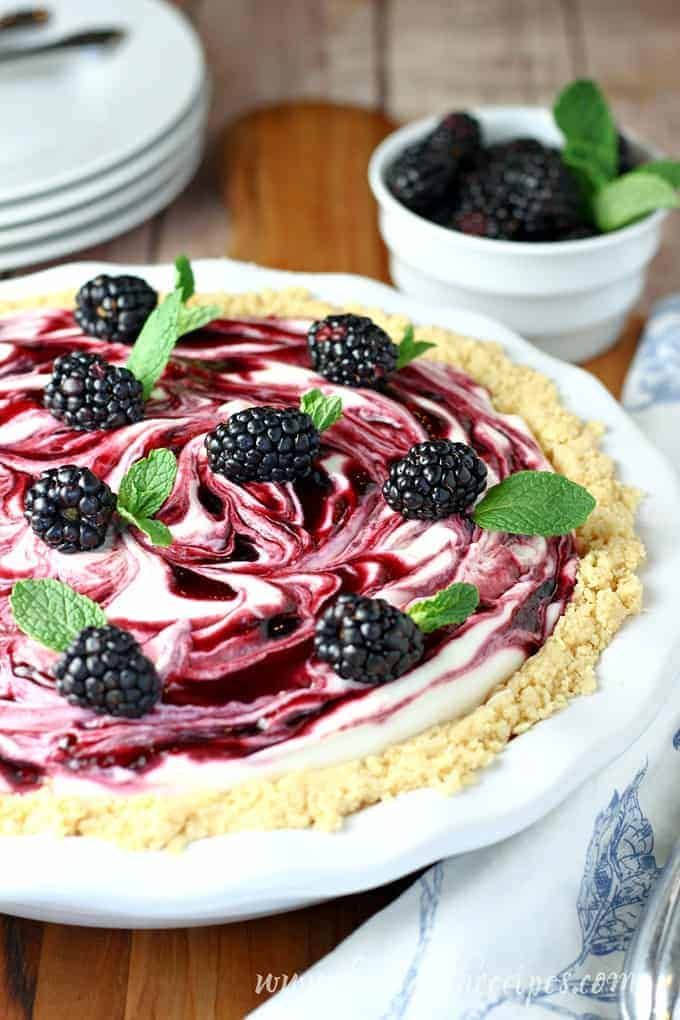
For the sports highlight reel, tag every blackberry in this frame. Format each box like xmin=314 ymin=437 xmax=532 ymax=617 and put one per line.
xmin=486 ymin=137 xmax=546 ymax=161
xmin=426 ymin=111 xmax=481 ymax=159
xmin=44 ymin=351 xmax=145 ymax=432
xmin=55 ymin=625 xmax=161 ymax=718
xmin=385 ymin=141 xmax=454 ymax=213
xmin=386 ymin=112 xmax=481 ymax=214
xmin=24 ymin=465 xmax=116 ymax=554
xmin=205 ymin=405 xmax=320 ymax=483
xmin=74 ymin=274 xmax=158 ymax=345
xmin=308 ymin=314 xmax=398 ymax=388
xmin=453 ymin=144 xmax=585 ymax=242
xmin=383 ymin=439 xmax=487 ymax=520
xmin=314 ymin=593 xmax=424 ymax=684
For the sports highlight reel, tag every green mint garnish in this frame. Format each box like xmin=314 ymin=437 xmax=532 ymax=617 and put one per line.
xmin=127 ymin=257 xmax=220 ymax=397
xmin=178 ymin=302 xmax=221 ymax=337
xmin=634 ymin=160 xmax=680 ymax=188
xmin=174 ymin=254 xmax=195 ymax=302
xmin=472 ymin=471 xmax=595 ymax=537
xmin=396 ymin=324 xmax=436 ymax=371
xmin=10 ymin=578 xmax=106 ymax=652
xmin=554 ymin=79 xmax=618 ymax=181
xmin=562 ymin=140 xmax=612 ymax=205
xmin=407 ymin=582 xmax=479 ymax=634
xmin=553 ymin=78 xmax=680 ymax=231
xmin=300 ymin=389 xmax=343 ymax=432
xmin=117 ymin=511 xmax=173 ymax=548
xmin=117 ymin=448 xmax=177 ymax=547
xmin=127 ymin=289 xmax=183 ymax=399
xmin=593 ymin=171 xmax=679 ymax=232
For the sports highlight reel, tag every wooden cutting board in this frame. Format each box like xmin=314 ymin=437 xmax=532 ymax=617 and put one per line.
xmin=1 ymin=101 xmax=642 ymax=1020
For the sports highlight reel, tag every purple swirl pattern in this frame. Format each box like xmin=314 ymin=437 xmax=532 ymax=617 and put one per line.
xmin=0 ymin=309 xmax=578 ymax=792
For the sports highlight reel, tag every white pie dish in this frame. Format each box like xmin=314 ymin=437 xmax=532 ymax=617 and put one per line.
xmin=368 ymin=107 xmax=666 ymax=363
xmin=0 ymin=258 xmax=677 ymax=928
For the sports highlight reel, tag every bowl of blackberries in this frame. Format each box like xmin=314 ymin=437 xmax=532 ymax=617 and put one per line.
xmin=369 ymin=79 xmax=680 ymax=362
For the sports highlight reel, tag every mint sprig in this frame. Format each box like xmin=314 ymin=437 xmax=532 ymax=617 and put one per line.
xmin=178 ymin=303 xmax=221 ymax=337
xmin=396 ymin=324 xmax=436 ymax=371
xmin=473 ymin=471 xmax=595 ymax=536
xmin=407 ymin=582 xmax=479 ymax=634
xmin=554 ymin=78 xmax=680 ymax=232
xmin=554 ymin=80 xmax=618 ymax=180
xmin=562 ymin=140 xmax=612 ymax=206
xmin=10 ymin=579 xmax=106 ymax=652
xmin=634 ymin=160 xmax=680 ymax=188
xmin=117 ymin=448 xmax=177 ymax=547
xmin=174 ymin=254 xmax=195 ymax=302
xmin=127 ymin=290 xmax=183 ymax=399
xmin=117 ymin=510 xmax=173 ymax=548
xmin=300 ymin=389 xmax=343 ymax=432
xmin=593 ymin=172 xmax=679 ymax=232
xmin=126 ymin=256 xmax=219 ymax=398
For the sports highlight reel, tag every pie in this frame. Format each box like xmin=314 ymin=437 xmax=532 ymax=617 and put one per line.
xmin=0 ymin=286 xmax=642 ymax=849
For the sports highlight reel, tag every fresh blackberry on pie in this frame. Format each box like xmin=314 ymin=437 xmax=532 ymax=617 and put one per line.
xmin=24 ymin=465 xmax=116 ymax=554
xmin=44 ymin=351 xmax=145 ymax=432
xmin=383 ymin=440 xmax=488 ymax=520
xmin=307 ymin=314 xmax=398 ymax=388
xmin=54 ymin=625 xmax=161 ymax=718
xmin=74 ymin=274 xmax=157 ymax=345
xmin=314 ymin=593 xmax=424 ymax=684
xmin=205 ymin=405 xmax=321 ymax=483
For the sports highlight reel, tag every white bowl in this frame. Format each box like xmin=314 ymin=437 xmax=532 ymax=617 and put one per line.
xmin=369 ymin=107 xmax=667 ymax=362
xmin=0 ymin=259 xmax=678 ymax=927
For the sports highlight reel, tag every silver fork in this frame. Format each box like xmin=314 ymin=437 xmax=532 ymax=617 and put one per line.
xmin=621 ymin=838 xmax=680 ymax=1018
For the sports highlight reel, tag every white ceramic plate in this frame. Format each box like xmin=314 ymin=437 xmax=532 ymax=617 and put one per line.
xmin=0 ymin=117 xmax=207 ymax=247
xmin=0 ymin=259 xmax=678 ymax=928
xmin=0 ymin=82 xmax=208 ymax=229
xmin=0 ymin=0 xmax=205 ymax=202
xmin=0 ymin=148 xmax=204 ymax=271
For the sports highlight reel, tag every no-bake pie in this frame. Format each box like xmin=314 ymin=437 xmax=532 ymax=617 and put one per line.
xmin=0 ymin=268 xmax=643 ymax=848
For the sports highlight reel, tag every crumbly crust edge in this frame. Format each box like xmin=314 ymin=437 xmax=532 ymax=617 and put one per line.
xmin=0 ymin=288 xmax=643 ymax=850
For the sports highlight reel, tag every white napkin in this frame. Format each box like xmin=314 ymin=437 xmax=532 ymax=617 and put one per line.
xmin=251 ymin=303 xmax=680 ymax=1020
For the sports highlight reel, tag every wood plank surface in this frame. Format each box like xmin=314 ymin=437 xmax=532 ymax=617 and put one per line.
xmin=1 ymin=2 xmax=676 ymax=1018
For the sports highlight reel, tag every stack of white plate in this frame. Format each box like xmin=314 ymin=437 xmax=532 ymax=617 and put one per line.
xmin=0 ymin=0 xmax=207 ymax=271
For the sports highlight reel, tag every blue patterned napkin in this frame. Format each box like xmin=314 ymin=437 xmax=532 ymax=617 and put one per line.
xmin=251 ymin=303 xmax=680 ymax=1020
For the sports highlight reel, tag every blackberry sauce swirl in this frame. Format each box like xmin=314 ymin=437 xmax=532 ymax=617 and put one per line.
xmin=0 ymin=309 xmax=577 ymax=792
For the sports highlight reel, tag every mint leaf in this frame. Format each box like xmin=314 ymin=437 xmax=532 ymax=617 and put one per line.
xmin=117 ymin=448 xmax=177 ymax=519
xmin=553 ymin=79 xmax=617 ymax=179
xmin=178 ymin=303 xmax=220 ymax=337
xmin=593 ymin=171 xmax=679 ymax=232
xmin=562 ymin=140 xmax=611 ymax=206
xmin=10 ymin=578 xmax=107 ymax=652
xmin=407 ymin=582 xmax=479 ymax=634
xmin=300 ymin=388 xmax=343 ymax=432
xmin=174 ymin=254 xmax=195 ymax=302
xmin=634 ymin=160 xmax=680 ymax=188
xmin=118 ymin=509 xmax=173 ymax=548
xmin=472 ymin=471 xmax=595 ymax=536
xmin=396 ymin=324 xmax=436 ymax=371
xmin=126 ymin=289 xmax=183 ymax=398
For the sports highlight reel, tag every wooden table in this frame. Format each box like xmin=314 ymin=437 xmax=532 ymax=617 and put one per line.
xmin=1 ymin=1 xmax=677 ymax=1016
